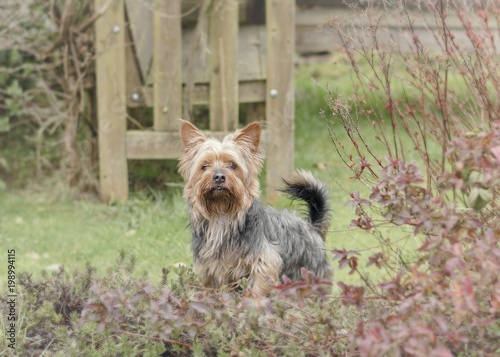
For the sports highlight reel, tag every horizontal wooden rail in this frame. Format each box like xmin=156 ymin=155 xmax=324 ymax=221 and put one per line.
xmin=129 ymin=80 xmax=266 ymax=108
xmin=126 ymin=130 xmax=268 ymax=160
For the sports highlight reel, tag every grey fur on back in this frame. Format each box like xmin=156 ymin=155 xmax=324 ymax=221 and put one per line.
xmin=191 ymin=199 xmax=332 ymax=281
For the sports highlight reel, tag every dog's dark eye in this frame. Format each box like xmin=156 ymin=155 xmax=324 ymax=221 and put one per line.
xmin=201 ymin=164 xmax=209 ymax=171
xmin=229 ymin=162 xmax=237 ymax=170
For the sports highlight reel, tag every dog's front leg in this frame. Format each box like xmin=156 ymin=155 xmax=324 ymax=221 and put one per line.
xmin=247 ymin=248 xmax=282 ymax=297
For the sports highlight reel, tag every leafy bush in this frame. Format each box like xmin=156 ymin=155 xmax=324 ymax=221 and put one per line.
xmin=0 ymin=0 xmax=97 ymax=188
xmin=2 ymin=251 xmax=360 ymax=356
xmin=321 ymin=0 xmax=500 ymax=355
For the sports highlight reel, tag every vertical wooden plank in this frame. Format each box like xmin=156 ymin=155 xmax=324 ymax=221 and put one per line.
xmin=125 ymin=0 xmax=153 ymax=82
xmin=266 ymin=0 xmax=295 ymax=202
xmin=153 ymin=0 xmax=182 ymax=131
xmin=125 ymin=24 xmax=146 ymax=107
xmin=210 ymin=0 xmax=239 ymax=132
xmin=95 ymin=0 xmax=128 ymax=202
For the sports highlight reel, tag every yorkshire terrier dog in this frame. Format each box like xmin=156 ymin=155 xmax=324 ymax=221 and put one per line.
xmin=179 ymin=120 xmax=332 ymax=296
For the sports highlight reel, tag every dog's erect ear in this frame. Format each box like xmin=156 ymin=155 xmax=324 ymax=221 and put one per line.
xmin=233 ymin=122 xmax=261 ymax=154
xmin=180 ymin=120 xmax=206 ymax=152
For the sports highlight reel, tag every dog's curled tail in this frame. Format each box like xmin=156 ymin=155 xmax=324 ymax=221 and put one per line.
xmin=281 ymin=170 xmax=331 ymax=240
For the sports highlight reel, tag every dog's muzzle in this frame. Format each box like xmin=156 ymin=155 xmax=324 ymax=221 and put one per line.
xmin=212 ymin=169 xmax=226 ymax=185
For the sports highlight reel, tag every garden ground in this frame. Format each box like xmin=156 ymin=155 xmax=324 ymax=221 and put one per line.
xmin=0 ymin=56 xmax=420 ymax=288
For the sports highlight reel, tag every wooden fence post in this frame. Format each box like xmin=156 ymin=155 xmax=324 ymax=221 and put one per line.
xmin=153 ymin=0 xmax=182 ymax=131
xmin=95 ymin=0 xmax=128 ymax=202
xmin=210 ymin=0 xmax=239 ymax=132
xmin=266 ymin=0 xmax=295 ymax=202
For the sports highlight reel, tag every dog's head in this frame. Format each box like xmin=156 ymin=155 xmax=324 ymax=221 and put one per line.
xmin=179 ymin=121 xmax=264 ymax=218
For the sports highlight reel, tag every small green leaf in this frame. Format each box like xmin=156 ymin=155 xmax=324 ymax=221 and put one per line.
xmin=468 ymin=187 xmax=490 ymax=211
xmin=191 ymin=344 xmax=204 ymax=357
xmin=6 ymin=80 xmax=22 ymax=97
xmin=461 ymin=166 xmax=470 ymax=181
xmin=0 ymin=117 xmax=9 ymax=132
xmin=5 ymin=99 xmax=21 ymax=116
xmin=0 ymin=72 xmax=7 ymax=86
xmin=467 ymin=171 xmax=483 ymax=184
xmin=24 ymin=63 xmax=34 ymax=75
xmin=478 ymin=188 xmax=492 ymax=203
xmin=9 ymin=49 xmax=21 ymax=66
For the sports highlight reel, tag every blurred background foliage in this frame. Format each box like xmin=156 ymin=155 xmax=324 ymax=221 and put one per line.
xmin=0 ymin=0 xmax=97 ymax=190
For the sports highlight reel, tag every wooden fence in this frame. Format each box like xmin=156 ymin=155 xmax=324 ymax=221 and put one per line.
xmin=94 ymin=0 xmax=295 ymax=202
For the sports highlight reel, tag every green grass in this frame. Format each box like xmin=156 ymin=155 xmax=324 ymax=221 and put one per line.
xmin=0 ymin=57 xmax=422 ymax=288
xmin=0 ymin=184 xmax=191 ymax=280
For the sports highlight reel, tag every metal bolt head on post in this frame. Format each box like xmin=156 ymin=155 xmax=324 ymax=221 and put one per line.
xmin=269 ymin=89 xmax=278 ymax=98
xmin=131 ymin=93 xmax=140 ymax=102
xmin=112 ymin=25 xmax=120 ymax=34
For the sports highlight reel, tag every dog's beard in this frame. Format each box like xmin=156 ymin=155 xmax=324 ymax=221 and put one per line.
xmin=202 ymin=186 xmax=243 ymax=216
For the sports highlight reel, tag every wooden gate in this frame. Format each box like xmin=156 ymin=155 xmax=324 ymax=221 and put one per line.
xmin=94 ymin=0 xmax=295 ymax=202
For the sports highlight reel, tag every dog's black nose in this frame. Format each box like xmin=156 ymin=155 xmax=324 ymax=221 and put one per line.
xmin=212 ymin=170 xmax=226 ymax=184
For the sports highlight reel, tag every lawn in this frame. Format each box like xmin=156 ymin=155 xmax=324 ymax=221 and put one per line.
xmin=0 ymin=56 xmax=420 ymax=288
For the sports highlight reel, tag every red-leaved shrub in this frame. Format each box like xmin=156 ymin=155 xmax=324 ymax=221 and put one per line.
xmin=323 ymin=0 xmax=500 ymax=355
